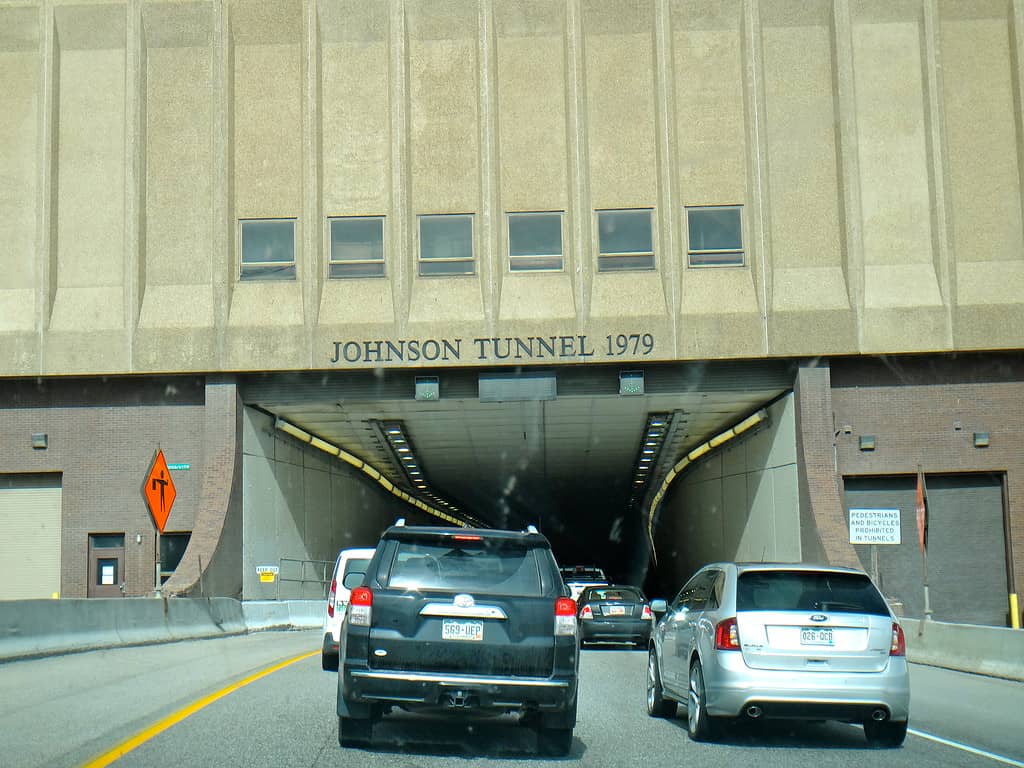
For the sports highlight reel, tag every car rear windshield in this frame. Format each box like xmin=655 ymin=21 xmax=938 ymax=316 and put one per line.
xmin=582 ymin=587 xmax=643 ymax=602
xmin=385 ymin=539 xmax=544 ymax=596
xmin=737 ymin=571 xmax=890 ymax=616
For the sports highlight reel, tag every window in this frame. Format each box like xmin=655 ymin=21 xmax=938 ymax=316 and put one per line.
xmin=418 ymin=214 xmax=475 ymax=276
xmin=597 ymin=209 xmax=654 ymax=272
xmin=686 ymin=205 xmax=744 ymax=267
xmin=508 ymin=211 xmax=564 ymax=271
xmin=329 ymin=216 xmax=385 ymax=278
xmin=240 ymin=219 xmax=296 ymax=280
xmin=160 ymin=532 xmax=191 ymax=584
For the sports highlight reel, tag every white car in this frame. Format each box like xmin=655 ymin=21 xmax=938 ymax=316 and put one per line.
xmin=321 ymin=547 xmax=376 ymax=671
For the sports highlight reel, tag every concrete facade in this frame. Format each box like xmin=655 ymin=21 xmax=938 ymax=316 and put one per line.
xmin=0 ymin=0 xmax=1022 ymax=625
xmin=1 ymin=0 xmax=1023 ymax=374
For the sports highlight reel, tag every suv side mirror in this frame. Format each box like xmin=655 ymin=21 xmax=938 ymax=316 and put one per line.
xmin=650 ymin=599 xmax=668 ymax=615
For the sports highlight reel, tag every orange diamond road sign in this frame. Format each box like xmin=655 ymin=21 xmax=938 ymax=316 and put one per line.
xmin=144 ymin=449 xmax=176 ymax=533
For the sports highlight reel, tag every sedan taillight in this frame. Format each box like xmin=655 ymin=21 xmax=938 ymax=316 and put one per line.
xmin=641 ymin=604 xmax=653 ymax=621
xmin=349 ymin=587 xmax=373 ymax=627
xmin=714 ymin=617 xmax=741 ymax=650
xmin=555 ymin=597 xmax=577 ymax=636
xmin=890 ymin=622 xmax=906 ymax=656
xmin=579 ymin=605 xmax=594 ymax=620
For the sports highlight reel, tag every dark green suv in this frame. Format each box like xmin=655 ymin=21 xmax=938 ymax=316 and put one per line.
xmin=337 ymin=522 xmax=579 ymax=755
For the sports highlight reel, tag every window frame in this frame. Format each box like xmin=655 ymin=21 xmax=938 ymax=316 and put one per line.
xmin=596 ymin=208 xmax=655 ymax=272
xmin=327 ymin=215 xmax=386 ymax=279
xmin=685 ymin=204 xmax=745 ymax=268
xmin=417 ymin=213 xmax=476 ymax=277
xmin=238 ymin=218 xmax=297 ymax=281
xmin=507 ymin=210 xmax=565 ymax=272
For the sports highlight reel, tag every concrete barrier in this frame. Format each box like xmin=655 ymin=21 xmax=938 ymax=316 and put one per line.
xmin=902 ymin=618 xmax=1024 ymax=682
xmin=241 ymin=600 xmax=323 ymax=631
xmin=6 ymin=599 xmax=1017 ymax=678
xmin=0 ymin=597 xmax=248 ymax=662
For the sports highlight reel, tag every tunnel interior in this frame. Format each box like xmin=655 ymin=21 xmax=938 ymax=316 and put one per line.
xmin=243 ymin=360 xmax=793 ymax=592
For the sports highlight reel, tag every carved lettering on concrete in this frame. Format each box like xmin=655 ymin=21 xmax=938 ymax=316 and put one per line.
xmin=329 ymin=334 xmax=656 ymax=365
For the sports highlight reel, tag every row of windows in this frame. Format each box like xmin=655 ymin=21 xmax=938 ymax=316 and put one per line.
xmin=239 ymin=206 xmax=744 ymax=281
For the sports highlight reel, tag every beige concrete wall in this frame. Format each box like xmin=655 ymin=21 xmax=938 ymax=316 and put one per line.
xmin=654 ymin=394 xmax=800 ymax=588
xmin=2 ymin=0 xmax=1024 ymax=377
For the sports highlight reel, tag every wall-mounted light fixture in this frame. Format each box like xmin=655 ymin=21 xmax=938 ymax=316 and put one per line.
xmin=31 ymin=433 xmax=48 ymax=450
xmin=973 ymin=432 xmax=990 ymax=448
xmin=859 ymin=435 xmax=876 ymax=451
xmin=415 ymin=376 xmax=439 ymax=401
xmin=619 ymin=370 xmax=645 ymax=396
xmin=135 ymin=532 xmax=143 ymax=545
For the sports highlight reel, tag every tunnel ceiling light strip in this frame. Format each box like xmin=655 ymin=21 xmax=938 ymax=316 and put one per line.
xmin=629 ymin=412 xmax=673 ymax=506
xmin=379 ymin=421 xmax=483 ymax=527
xmin=644 ymin=408 xmax=768 ymax=564
xmin=274 ymin=417 xmax=470 ymax=528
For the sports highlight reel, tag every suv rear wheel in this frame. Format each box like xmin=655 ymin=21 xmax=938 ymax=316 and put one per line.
xmin=646 ymin=650 xmax=677 ymax=718
xmin=864 ymin=718 xmax=907 ymax=747
xmin=338 ymin=716 xmax=373 ymax=748
xmin=687 ymin=661 xmax=719 ymax=741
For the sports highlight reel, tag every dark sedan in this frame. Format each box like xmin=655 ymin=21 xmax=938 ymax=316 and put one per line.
xmin=577 ymin=585 xmax=654 ymax=649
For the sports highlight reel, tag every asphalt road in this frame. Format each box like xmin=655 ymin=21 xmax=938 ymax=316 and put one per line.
xmin=2 ymin=631 xmax=1022 ymax=768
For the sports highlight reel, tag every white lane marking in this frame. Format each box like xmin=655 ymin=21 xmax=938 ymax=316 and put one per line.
xmin=909 ymin=728 xmax=1024 ymax=767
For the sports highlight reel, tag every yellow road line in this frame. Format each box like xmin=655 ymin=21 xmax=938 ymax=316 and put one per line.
xmin=82 ymin=650 xmax=318 ymax=767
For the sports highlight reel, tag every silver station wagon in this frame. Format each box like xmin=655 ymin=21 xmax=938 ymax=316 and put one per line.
xmin=647 ymin=563 xmax=910 ymax=747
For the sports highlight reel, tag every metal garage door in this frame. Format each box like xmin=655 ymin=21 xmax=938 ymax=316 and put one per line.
xmin=0 ymin=474 xmax=63 ymax=599
xmin=844 ymin=473 xmax=1008 ymax=626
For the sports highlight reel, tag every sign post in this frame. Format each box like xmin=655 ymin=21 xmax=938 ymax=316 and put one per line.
xmin=144 ymin=449 xmax=177 ymax=591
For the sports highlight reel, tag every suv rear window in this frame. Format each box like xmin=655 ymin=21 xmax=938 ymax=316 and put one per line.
xmin=385 ymin=539 xmax=543 ymax=596
xmin=737 ymin=571 xmax=890 ymax=616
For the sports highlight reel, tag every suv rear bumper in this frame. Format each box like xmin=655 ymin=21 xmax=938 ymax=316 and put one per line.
xmin=704 ymin=653 xmax=910 ymax=721
xmin=342 ymin=668 xmax=575 ymax=714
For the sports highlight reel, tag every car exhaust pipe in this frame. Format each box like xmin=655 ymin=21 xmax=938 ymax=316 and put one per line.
xmin=746 ymin=705 xmax=762 ymax=719
xmin=871 ymin=709 xmax=888 ymax=722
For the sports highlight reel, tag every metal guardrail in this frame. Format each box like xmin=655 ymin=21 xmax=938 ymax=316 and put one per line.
xmin=276 ymin=558 xmax=333 ymax=601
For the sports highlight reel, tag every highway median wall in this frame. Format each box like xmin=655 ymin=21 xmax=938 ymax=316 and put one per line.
xmin=902 ymin=618 xmax=1024 ymax=682
xmin=2 ymin=600 xmax=1022 ymax=680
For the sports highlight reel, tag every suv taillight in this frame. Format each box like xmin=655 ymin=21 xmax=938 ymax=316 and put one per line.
xmin=579 ymin=605 xmax=594 ymax=620
xmin=890 ymin=622 xmax=906 ymax=656
xmin=349 ymin=587 xmax=373 ymax=627
xmin=714 ymin=617 xmax=741 ymax=650
xmin=555 ymin=597 xmax=577 ymax=636
xmin=327 ymin=578 xmax=338 ymax=618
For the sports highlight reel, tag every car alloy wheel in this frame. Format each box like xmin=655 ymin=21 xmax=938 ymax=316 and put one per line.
xmin=687 ymin=661 xmax=718 ymax=741
xmin=646 ymin=650 xmax=678 ymax=718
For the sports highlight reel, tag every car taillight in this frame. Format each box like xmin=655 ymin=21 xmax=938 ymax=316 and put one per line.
xmin=579 ymin=605 xmax=594 ymax=620
xmin=555 ymin=597 xmax=577 ymax=636
xmin=327 ymin=578 xmax=338 ymax=618
xmin=714 ymin=617 xmax=741 ymax=650
xmin=890 ymin=622 xmax=906 ymax=656
xmin=641 ymin=605 xmax=653 ymax=620
xmin=349 ymin=587 xmax=373 ymax=627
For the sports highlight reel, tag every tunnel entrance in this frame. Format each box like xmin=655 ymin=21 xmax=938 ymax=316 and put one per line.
xmin=241 ymin=359 xmax=793 ymax=591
